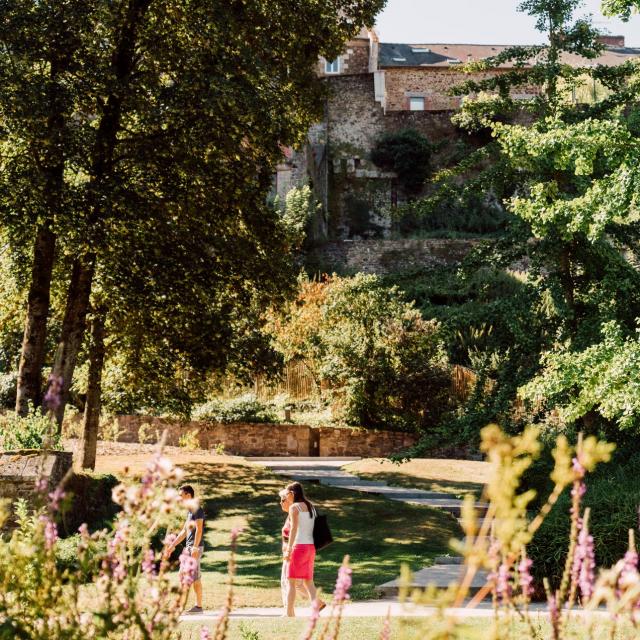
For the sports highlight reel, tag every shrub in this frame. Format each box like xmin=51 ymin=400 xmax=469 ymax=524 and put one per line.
xmin=60 ymin=472 xmax=121 ymax=537
xmin=528 ymin=456 xmax=640 ymax=589
xmin=178 ymin=429 xmax=200 ymax=450
xmin=192 ymin=394 xmax=277 ymax=424
xmin=0 ymin=371 xmax=16 ymax=409
xmin=0 ymin=407 xmax=61 ymax=451
xmin=370 ymin=128 xmax=432 ymax=195
xmin=320 ymin=273 xmax=450 ymax=430
xmin=98 ymin=416 xmax=126 ymax=442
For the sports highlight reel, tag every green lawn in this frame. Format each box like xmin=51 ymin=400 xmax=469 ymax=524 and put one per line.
xmin=97 ymin=453 xmax=462 ymax=609
xmin=343 ymin=458 xmax=491 ymax=498
xmin=180 ymin=615 xmax=640 ymax=640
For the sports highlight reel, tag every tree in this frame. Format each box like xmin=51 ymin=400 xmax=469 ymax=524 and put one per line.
xmin=521 ymin=321 xmax=640 ymax=431
xmin=0 ymin=0 xmax=387 ymax=425
xmin=370 ymin=129 xmax=433 ymax=195
xmin=320 ymin=274 xmax=450 ymax=430
xmin=392 ymin=0 xmax=640 ymax=444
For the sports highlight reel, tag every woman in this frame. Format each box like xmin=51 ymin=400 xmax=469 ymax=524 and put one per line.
xmin=278 ymin=488 xmax=304 ymax=610
xmin=280 ymin=482 xmax=324 ymax=617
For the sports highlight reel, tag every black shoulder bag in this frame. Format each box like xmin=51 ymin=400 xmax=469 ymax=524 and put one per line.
xmin=312 ymin=507 xmax=333 ymax=551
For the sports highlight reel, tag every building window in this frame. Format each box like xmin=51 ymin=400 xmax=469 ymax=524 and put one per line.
xmin=409 ymin=97 xmax=425 ymax=111
xmin=325 ymin=58 xmax=340 ymax=74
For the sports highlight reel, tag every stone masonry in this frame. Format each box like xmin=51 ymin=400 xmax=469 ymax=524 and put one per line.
xmin=99 ymin=415 xmax=418 ymax=458
xmin=0 ymin=450 xmax=73 ymax=516
xmin=309 ymin=238 xmax=480 ymax=274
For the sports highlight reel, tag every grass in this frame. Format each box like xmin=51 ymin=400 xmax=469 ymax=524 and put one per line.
xmin=181 ymin=615 xmax=640 ymax=639
xmin=180 ymin=617 xmax=410 ymax=639
xmin=96 ymin=452 xmax=461 ymax=610
xmin=343 ymin=458 xmax=491 ymax=498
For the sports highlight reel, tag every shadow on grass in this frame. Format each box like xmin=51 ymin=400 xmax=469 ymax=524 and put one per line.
xmin=349 ymin=470 xmax=485 ymax=498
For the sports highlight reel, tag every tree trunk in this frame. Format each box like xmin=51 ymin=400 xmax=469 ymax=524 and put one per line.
xmin=15 ymin=49 xmax=68 ymax=413
xmin=15 ymin=226 xmax=57 ymax=414
xmin=52 ymin=255 xmax=96 ymax=429
xmin=79 ymin=306 xmax=106 ymax=470
xmin=50 ymin=0 xmax=152 ymax=430
xmin=558 ymin=246 xmax=577 ymax=334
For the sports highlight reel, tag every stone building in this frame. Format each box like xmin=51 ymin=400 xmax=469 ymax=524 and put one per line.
xmin=276 ymin=30 xmax=640 ymax=243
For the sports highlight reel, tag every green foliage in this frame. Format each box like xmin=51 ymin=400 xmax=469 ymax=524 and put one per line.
xmin=602 ymin=0 xmax=640 ymax=20
xmin=522 ymin=321 xmax=640 ymax=431
xmin=276 ymin=185 xmax=320 ymax=249
xmin=178 ymin=429 xmax=200 ymax=450
xmin=494 ymin=117 xmax=640 ymax=242
xmin=61 ymin=472 xmax=120 ymax=537
xmin=0 ymin=371 xmax=17 ymax=409
xmin=319 ymin=274 xmax=451 ymax=430
xmin=0 ymin=0 xmax=386 ymax=423
xmin=0 ymin=407 xmax=61 ymax=451
xmin=192 ymin=394 xmax=277 ymax=424
xmin=370 ymin=129 xmax=433 ymax=194
xmin=528 ymin=456 xmax=640 ymax=588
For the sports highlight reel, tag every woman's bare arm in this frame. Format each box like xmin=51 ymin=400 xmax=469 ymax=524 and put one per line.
xmin=286 ymin=506 xmax=299 ymax=557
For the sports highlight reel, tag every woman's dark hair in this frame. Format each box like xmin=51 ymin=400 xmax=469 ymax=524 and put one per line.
xmin=286 ymin=482 xmax=313 ymax=514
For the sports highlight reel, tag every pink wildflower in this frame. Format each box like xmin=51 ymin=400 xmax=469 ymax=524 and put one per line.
xmin=200 ymin=628 xmax=211 ymax=640
xmin=40 ymin=515 xmax=58 ymax=550
xmin=333 ymin=563 xmax=352 ymax=603
xmin=43 ymin=374 xmax=63 ymax=412
xmin=301 ymin=599 xmax=321 ymax=640
xmin=142 ymin=549 xmax=156 ymax=576
xmin=518 ymin=555 xmax=534 ymax=599
xmin=179 ymin=549 xmax=198 ymax=587
xmin=548 ymin=592 xmax=560 ymax=636
xmin=572 ymin=456 xmax=586 ymax=479
xmin=48 ymin=487 xmax=66 ymax=511
xmin=35 ymin=477 xmax=48 ymax=493
xmin=496 ymin=562 xmax=512 ymax=603
xmin=379 ymin=609 xmax=392 ymax=640
xmin=576 ymin=524 xmax=595 ymax=601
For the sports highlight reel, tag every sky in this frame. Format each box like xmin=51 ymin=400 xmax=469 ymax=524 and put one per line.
xmin=375 ymin=0 xmax=640 ymax=46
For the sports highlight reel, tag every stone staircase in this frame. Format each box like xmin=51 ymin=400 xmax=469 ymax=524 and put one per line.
xmin=248 ymin=457 xmax=492 ymax=598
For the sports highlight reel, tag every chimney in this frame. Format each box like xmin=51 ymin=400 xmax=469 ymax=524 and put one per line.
xmin=597 ymin=35 xmax=625 ymax=48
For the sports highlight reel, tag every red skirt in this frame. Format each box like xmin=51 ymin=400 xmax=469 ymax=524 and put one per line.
xmin=288 ymin=544 xmax=316 ymax=580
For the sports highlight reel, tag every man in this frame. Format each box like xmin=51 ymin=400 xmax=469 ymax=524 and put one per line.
xmin=165 ymin=484 xmax=205 ymax=613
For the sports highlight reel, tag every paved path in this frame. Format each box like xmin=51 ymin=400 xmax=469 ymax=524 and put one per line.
xmin=247 ymin=457 xmax=490 ymax=596
xmin=180 ymin=600 xmax=609 ymax=622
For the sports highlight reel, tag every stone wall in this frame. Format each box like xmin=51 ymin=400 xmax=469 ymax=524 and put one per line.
xmin=0 ymin=450 xmax=73 ymax=512
xmin=317 ymin=36 xmax=370 ymax=77
xmin=382 ymin=68 xmax=541 ymax=112
xmin=308 ymin=238 xmax=480 ymax=274
xmin=101 ymin=415 xmax=417 ymax=458
xmin=317 ymin=426 xmax=417 ymax=457
xmin=324 ymin=74 xmax=474 ymax=238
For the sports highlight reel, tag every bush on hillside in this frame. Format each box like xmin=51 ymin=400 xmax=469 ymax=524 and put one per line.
xmin=527 ymin=456 xmax=640 ymax=590
xmin=0 ymin=371 xmax=16 ymax=409
xmin=370 ymin=128 xmax=433 ymax=195
xmin=192 ymin=394 xmax=277 ymax=424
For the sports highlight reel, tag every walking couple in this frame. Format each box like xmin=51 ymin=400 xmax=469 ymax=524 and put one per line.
xmin=279 ymin=482 xmax=326 ymax=617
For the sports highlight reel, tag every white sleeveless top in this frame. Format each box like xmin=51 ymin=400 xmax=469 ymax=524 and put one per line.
xmin=292 ymin=503 xmax=315 ymax=545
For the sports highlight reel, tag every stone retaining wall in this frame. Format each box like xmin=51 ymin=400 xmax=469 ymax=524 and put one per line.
xmin=102 ymin=415 xmax=418 ymax=458
xmin=309 ymin=238 xmax=481 ymax=274
xmin=0 ymin=450 xmax=73 ymax=512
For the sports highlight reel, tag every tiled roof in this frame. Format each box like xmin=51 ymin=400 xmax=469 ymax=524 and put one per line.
xmin=378 ymin=42 xmax=640 ymax=69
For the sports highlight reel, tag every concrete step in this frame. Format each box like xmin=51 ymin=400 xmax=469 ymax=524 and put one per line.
xmin=320 ymin=478 xmax=388 ymax=487
xmin=376 ymin=565 xmax=490 ymax=598
xmin=392 ymin=498 xmax=489 ymax=517
xmin=433 ymin=556 xmax=463 ymax=565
